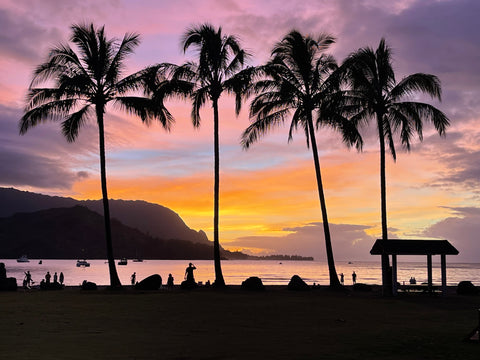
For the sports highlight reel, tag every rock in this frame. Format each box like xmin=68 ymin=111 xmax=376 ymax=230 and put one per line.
xmin=180 ymin=279 xmax=198 ymax=290
xmin=135 ymin=274 xmax=162 ymax=290
xmin=0 ymin=277 xmax=17 ymax=291
xmin=40 ymin=281 xmax=63 ymax=290
xmin=457 ymin=281 xmax=479 ymax=295
xmin=287 ymin=275 xmax=310 ymax=291
xmin=241 ymin=276 xmax=265 ymax=291
xmin=353 ymin=283 xmax=372 ymax=292
xmin=81 ymin=280 xmax=97 ymax=290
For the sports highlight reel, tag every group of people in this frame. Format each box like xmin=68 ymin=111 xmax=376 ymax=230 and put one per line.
xmin=23 ymin=270 xmax=64 ymax=289
xmin=339 ymin=271 xmax=357 ymax=285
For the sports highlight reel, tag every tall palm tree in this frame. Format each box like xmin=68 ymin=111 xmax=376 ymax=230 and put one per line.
xmin=170 ymin=24 xmax=249 ymax=287
xmin=340 ymin=38 xmax=450 ymax=294
xmin=20 ymin=23 xmax=172 ymax=288
xmin=241 ymin=30 xmax=362 ymax=288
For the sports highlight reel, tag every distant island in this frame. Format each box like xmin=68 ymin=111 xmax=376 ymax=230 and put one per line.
xmin=0 ymin=188 xmax=314 ymax=261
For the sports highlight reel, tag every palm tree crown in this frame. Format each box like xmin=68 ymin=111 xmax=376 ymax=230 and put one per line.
xmin=341 ymin=38 xmax=449 ymax=160
xmin=242 ymin=30 xmax=362 ymax=288
xmin=20 ymin=23 xmax=170 ymax=287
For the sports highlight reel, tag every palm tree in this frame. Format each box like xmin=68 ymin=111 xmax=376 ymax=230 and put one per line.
xmin=170 ymin=24 xmax=249 ymax=287
xmin=20 ymin=23 xmax=172 ymax=288
xmin=340 ymin=38 xmax=450 ymax=294
xmin=241 ymin=30 xmax=362 ymax=288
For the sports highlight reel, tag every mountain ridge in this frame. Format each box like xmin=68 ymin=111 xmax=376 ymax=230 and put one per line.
xmin=0 ymin=187 xmax=208 ymax=245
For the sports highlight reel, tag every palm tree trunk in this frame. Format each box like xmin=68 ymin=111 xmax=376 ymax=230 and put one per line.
xmin=212 ymin=100 xmax=225 ymax=287
xmin=378 ymin=117 xmax=391 ymax=296
xmin=97 ymin=107 xmax=122 ymax=288
xmin=307 ymin=114 xmax=341 ymax=288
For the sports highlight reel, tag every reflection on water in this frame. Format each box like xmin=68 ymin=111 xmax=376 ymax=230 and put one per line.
xmin=1 ymin=259 xmax=479 ymax=286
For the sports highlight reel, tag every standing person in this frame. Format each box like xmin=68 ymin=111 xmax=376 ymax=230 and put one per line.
xmin=45 ymin=271 xmax=51 ymax=284
xmin=24 ymin=271 xmax=33 ymax=288
xmin=352 ymin=271 xmax=357 ymax=284
xmin=131 ymin=272 xmax=136 ymax=286
xmin=185 ymin=263 xmax=196 ymax=283
xmin=339 ymin=273 xmax=344 ymax=285
xmin=53 ymin=272 xmax=58 ymax=283
xmin=59 ymin=272 xmax=64 ymax=285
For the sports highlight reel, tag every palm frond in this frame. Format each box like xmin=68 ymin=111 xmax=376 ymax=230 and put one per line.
xmin=61 ymin=105 xmax=92 ymax=142
xmin=20 ymin=99 xmax=77 ymax=134
xmin=241 ymin=108 xmax=290 ymax=148
xmin=391 ymin=73 xmax=442 ymax=101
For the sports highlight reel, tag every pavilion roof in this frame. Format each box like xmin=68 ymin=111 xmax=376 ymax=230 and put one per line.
xmin=370 ymin=239 xmax=459 ymax=256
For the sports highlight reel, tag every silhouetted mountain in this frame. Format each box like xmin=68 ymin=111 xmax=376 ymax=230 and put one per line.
xmin=0 ymin=206 xmax=217 ymax=259
xmin=0 ymin=187 xmax=208 ymax=244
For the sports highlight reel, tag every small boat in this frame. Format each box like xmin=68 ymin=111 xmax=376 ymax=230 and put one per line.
xmin=132 ymin=258 xmax=143 ymax=263
xmin=76 ymin=259 xmax=90 ymax=267
xmin=17 ymin=255 xmax=30 ymax=263
xmin=118 ymin=258 xmax=128 ymax=265
xmin=38 ymin=260 xmax=42 ymax=265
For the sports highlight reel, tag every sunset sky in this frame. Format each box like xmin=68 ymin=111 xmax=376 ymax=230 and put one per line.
xmin=1 ymin=0 xmax=479 ymax=262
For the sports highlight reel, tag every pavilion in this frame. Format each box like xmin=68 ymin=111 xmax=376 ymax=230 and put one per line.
xmin=370 ymin=239 xmax=459 ymax=295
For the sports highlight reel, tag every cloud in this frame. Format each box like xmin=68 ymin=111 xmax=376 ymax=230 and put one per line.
xmin=226 ymin=222 xmax=377 ymax=261
xmin=422 ymin=206 xmax=480 ymax=262
xmin=0 ymin=104 xmax=97 ymax=191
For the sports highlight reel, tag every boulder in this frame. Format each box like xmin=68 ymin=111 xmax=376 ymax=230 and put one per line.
xmin=457 ymin=281 xmax=479 ymax=295
xmin=0 ymin=277 xmax=17 ymax=291
xmin=180 ymin=279 xmax=198 ymax=290
xmin=353 ymin=283 xmax=372 ymax=292
xmin=135 ymin=274 xmax=162 ymax=290
xmin=40 ymin=281 xmax=64 ymax=290
xmin=241 ymin=276 xmax=265 ymax=291
xmin=81 ymin=280 xmax=97 ymax=290
xmin=287 ymin=275 xmax=310 ymax=291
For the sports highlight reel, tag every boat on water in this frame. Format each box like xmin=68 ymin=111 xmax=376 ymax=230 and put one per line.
xmin=118 ymin=258 xmax=128 ymax=265
xmin=76 ymin=259 xmax=90 ymax=267
xmin=38 ymin=260 xmax=42 ymax=265
xmin=132 ymin=258 xmax=143 ymax=262
xmin=17 ymin=255 xmax=30 ymax=263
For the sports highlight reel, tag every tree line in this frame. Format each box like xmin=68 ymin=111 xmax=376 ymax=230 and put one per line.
xmin=20 ymin=23 xmax=449 ymax=293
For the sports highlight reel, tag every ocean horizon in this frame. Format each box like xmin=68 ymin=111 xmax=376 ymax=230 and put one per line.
xmin=2 ymin=259 xmax=480 ymax=287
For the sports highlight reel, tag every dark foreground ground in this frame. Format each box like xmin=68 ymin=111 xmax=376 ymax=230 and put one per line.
xmin=0 ymin=285 xmax=479 ymax=359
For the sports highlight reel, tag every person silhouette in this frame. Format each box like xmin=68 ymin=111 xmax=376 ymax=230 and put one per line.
xmin=185 ymin=263 xmax=196 ymax=283
xmin=131 ymin=272 xmax=136 ymax=286
xmin=352 ymin=271 xmax=357 ymax=284
xmin=53 ymin=272 xmax=58 ymax=283
xmin=340 ymin=273 xmax=344 ymax=285
xmin=0 ymin=263 xmax=6 ymax=280
xmin=24 ymin=271 xmax=33 ymax=288
xmin=45 ymin=271 xmax=51 ymax=284
xmin=59 ymin=272 xmax=64 ymax=285
xmin=167 ymin=273 xmax=174 ymax=288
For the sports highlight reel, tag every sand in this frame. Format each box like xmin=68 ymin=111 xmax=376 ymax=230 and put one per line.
xmin=0 ymin=285 xmax=479 ymax=359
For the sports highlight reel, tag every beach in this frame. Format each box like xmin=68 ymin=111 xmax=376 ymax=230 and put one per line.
xmin=1 ymin=285 xmax=479 ymax=359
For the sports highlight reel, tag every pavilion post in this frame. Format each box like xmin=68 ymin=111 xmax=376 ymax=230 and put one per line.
xmin=441 ymin=254 xmax=447 ymax=296
xmin=392 ymin=254 xmax=398 ymax=295
xmin=427 ymin=254 xmax=433 ymax=293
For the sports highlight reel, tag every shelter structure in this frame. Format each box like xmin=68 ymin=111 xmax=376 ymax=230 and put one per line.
xmin=370 ymin=239 xmax=459 ymax=295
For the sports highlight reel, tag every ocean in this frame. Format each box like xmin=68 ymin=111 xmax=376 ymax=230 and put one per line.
xmin=2 ymin=259 xmax=480 ymax=287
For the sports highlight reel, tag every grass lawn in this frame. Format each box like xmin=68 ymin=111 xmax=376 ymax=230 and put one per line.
xmin=0 ymin=286 xmax=479 ymax=359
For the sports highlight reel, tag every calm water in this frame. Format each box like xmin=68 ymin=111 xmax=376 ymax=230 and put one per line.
xmin=2 ymin=259 xmax=480 ymax=287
